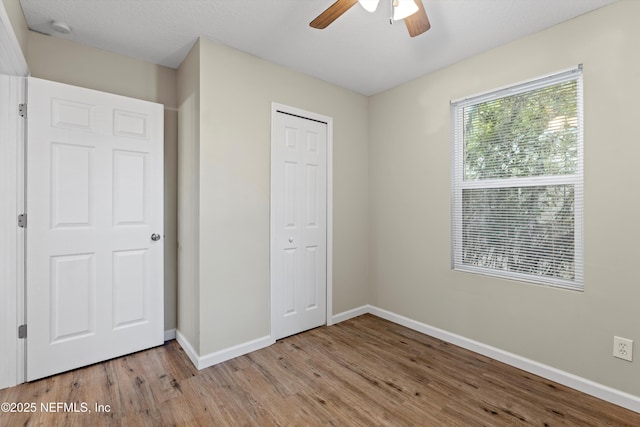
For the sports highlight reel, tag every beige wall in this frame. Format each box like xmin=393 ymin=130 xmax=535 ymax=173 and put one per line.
xmin=176 ymin=40 xmax=201 ymax=351
xmin=369 ymin=0 xmax=640 ymax=396
xmin=26 ymin=31 xmax=179 ymax=332
xmin=189 ymin=38 xmax=370 ymax=355
xmin=27 ymin=32 xmax=177 ymax=107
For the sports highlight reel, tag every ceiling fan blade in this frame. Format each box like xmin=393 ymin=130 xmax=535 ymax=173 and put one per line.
xmin=310 ymin=0 xmax=359 ymax=29
xmin=404 ymin=0 xmax=430 ymax=37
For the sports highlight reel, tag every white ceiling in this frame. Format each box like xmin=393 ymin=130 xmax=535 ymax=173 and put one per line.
xmin=19 ymin=0 xmax=615 ymax=95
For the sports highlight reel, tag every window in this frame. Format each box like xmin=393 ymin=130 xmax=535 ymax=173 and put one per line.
xmin=451 ymin=66 xmax=583 ymax=290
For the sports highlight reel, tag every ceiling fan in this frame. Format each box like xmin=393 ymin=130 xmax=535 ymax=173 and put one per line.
xmin=310 ymin=0 xmax=431 ymax=37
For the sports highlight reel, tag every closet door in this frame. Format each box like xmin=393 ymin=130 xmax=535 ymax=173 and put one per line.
xmin=272 ymin=110 xmax=327 ymax=339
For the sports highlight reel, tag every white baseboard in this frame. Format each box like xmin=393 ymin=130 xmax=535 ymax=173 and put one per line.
xmin=360 ymin=305 xmax=640 ymax=414
xmin=175 ymin=329 xmax=274 ymax=371
xmin=331 ymin=305 xmax=370 ymax=324
xmin=175 ymin=330 xmax=200 ymax=368
xmin=164 ymin=329 xmax=176 ymax=341
xmin=198 ymin=335 xmax=274 ymax=370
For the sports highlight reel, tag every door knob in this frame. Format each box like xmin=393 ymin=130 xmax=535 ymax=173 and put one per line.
xmin=151 ymin=233 xmax=161 ymax=241
xmin=288 ymin=237 xmax=294 ymax=243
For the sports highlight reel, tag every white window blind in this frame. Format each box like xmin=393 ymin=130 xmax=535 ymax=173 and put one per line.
xmin=451 ymin=66 xmax=583 ymax=290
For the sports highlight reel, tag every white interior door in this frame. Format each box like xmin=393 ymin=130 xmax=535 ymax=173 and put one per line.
xmin=272 ymin=110 xmax=327 ymax=340
xmin=26 ymin=77 xmax=164 ymax=381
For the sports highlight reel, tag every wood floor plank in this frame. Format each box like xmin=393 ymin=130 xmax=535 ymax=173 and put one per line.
xmin=1 ymin=314 xmax=640 ymax=426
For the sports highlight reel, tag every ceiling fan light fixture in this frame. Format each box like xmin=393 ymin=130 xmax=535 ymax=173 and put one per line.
xmin=310 ymin=0 xmax=430 ymax=38
xmin=393 ymin=0 xmax=419 ymax=21
xmin=358 ymin=0 xmax=380 ymax=13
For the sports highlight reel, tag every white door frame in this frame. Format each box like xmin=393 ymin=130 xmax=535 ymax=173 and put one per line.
xmin=270 ymin=102 xmax=334 ymax=340
xmin=0 ymin=74 xmax=26 ymax=390
xmin=0 ymin=0 xmax=28 ymax=390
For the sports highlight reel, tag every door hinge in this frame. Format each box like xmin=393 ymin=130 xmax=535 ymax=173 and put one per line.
xmin=18 ymin=324 xmax=27 ymax=339
xmin=18 ymin=213 xmax=26 ymax=228
xmin=18 ymin=103 xmax=26 ymax=118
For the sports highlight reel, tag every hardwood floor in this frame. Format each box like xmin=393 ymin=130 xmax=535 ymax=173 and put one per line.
xmin=1 ymin=314 xmax=639 ymax=426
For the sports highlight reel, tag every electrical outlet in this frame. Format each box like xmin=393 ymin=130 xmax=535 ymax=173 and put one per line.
xmin=613 ymin=336 xmax=633 ymax=362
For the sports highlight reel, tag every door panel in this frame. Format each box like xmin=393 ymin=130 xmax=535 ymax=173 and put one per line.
xmin=51 ymin=143 xmax=93 ymax=227
xmin=113 ymin=150 xmax=147 ymax=224
xmin=272 ymin=111 xmax=327 ymax=340
xmin=26 ymin=77 xmax=164 ymax=381
xmin=112 ymin=249 xmax=147 ymax=328
xmin=50 ymin=253 xmax=95 ymax=342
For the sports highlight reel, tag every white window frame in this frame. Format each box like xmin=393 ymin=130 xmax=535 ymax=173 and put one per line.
xmin=451 ymin=66 xmax=584 ymax=290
